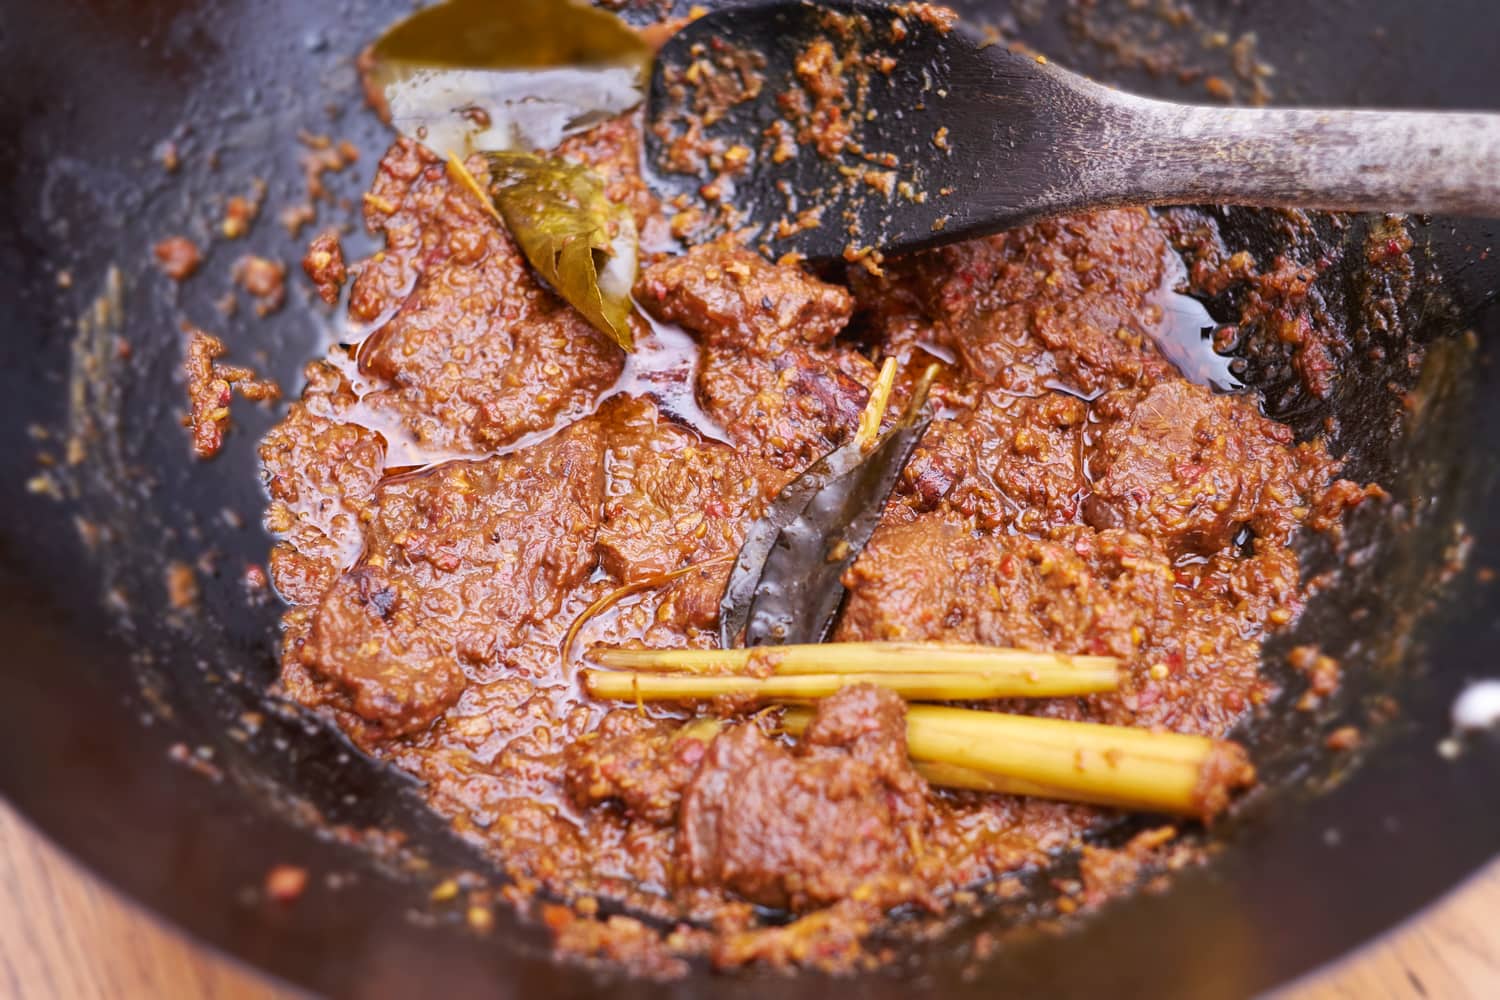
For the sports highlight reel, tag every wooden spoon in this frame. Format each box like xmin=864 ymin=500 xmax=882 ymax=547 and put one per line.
xmin=643 ymin=0 xmax=1500 ymax=261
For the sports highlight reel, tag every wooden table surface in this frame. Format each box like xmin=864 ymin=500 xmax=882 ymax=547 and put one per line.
xmin=0 ymin=799 xmax=1494 ymax=999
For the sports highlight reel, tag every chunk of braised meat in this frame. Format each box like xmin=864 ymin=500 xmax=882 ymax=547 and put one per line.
xmin=301 ymin=563 xmax=470 ymax=738
xmin=638 ymin=242 xmax=853 ymax=351
xmin=302 ymin=231 xmax=348 ymax=305
xmin=183 ymin=330 xmax=281 ymax=460
xmin=1085 ymin=380 xmax=1346 ymax=553
xmin=837 ymin=517 xmax=1291 ymax=736
xmin=349 ymin=139 xmax=623 ymax=452
xmin=899 ymin=386 xmax=1089 ymax=530
xmin=297 ymin=420 xmax=605 ymax=740
xmin=840 ymin=517 xmax=1138 ymax=654
xmin=694 ymin=345 xmax=876 ymax=470
xmin=637 ymin=243 xmax=877 ymax=469
xmin=852 ymin=209 xmax=1174 ymax=397
xmin=597 ymin=397 xmax=790 ymax=628
xmin=564 ymin=712 xmax=720 ymax=825
xmin=260 ymin=361 xmax=387 ymax=605
xmin=676 ymin=685 xmax=930 ymax=911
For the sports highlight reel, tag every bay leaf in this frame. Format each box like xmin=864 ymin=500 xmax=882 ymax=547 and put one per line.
xmin=484 ymin=152 xmax=637 ymax=351
xmin=717 ymin=439 xmax=868 ymax=648
xmin=726 ymin=368 xmax=939 ymax=647
xmin=370 ymin=0 xmax=650 ymax=160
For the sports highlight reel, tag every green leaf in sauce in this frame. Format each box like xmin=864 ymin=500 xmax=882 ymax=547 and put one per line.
xmin=722 ymin=367 xmax=939 ymax=648
xmin=484 ymin=152 xmax=638 ymax=351
xmin=369 ymin=0 xmax=650 ymax=160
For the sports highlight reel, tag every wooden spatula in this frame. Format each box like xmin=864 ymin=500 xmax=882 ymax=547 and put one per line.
xmin=643 ymin=0 xmax=1500 ymax=261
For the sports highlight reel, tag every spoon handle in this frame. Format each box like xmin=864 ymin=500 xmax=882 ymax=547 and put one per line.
xmin=1099 ymin=92 xmax=1500 ymax=218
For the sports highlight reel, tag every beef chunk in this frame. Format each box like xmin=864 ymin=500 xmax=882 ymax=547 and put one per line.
xmin=855 ymin=209 xmax=1173 ymax=398
xmin=300 ymin=563 xmax=469 ymax=736
xmin=564 ymin=712 xmax=719 ymax=824
xmin=899 ymin=387 xmax=1089 ymax=530
xmin=300 ymin=419 xmax=605 ymax=739
xmin=638 ymin=242 xmax=853 ymax=352
xmin=637 ymin=243 xmax=877 ymax=469
xmin=695 ymin=346 xmax=876 ymax=470
xmin=1087 ymin=380 xmax=1336 ymax=553
xmin=597 ymin=397 xmax=789 ymax=627
xmin=260 ymin=362 xmax=387 ymax=605
xmin=676 ymin=686 xmax=929 ymax=911
xmin=350 ymin=139 xmax=623 ymax=452
xmin=838 ymin=517 xmax=1140 ymax=655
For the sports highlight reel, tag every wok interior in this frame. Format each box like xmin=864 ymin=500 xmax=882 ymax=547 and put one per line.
xmin=0 ymin=0 xmax=1497 ymax=996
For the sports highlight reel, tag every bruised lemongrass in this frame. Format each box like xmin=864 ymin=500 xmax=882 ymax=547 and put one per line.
xmin=781 ymin=704 xmax=1254 ymax=820
xmin=854 ymin=357 xmax=900 ymax=450
xmin=582 ymin=667 xmax=1110 ymax=703
xmin=905 ymin=362 xmax=941 ymax=419
xmin=561 ymin=556 xmax=735 ymax=669
xmin=590 ymin=641 xmax=1118 ymax=692
xmin=912 ymin=760 xmax=1089 ymax=802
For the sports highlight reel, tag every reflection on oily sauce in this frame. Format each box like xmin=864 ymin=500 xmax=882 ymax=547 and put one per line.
xmin=316 ymin=295 xmax=729 ymax=487
xmin=619 ymin=307 xmax=730 ymax=445
xmin=1147 ymin=247 xmax=1244 ymax=393
xmin=322 ymin=348 xmax=477 ymax=478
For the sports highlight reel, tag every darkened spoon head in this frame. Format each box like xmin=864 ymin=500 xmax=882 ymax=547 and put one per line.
xmin=642 ymin=0 xmax=1091 ymax=262
xmin=643 ymin=0 xmax=1500 ymax=263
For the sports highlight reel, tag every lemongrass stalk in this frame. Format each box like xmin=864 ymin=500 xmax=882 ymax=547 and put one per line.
xmin=913 ymin=760 xmax=1089 ymax=802
xmin=590 ymin=641 xmax=1118 ymax=692
xmin=855 ymin=357 xmax=900 ymax=449
xmin=781 ymin=705 xmax=1252 ymax=819
xmin=583 ymin=666 xmax=1114 ymax=704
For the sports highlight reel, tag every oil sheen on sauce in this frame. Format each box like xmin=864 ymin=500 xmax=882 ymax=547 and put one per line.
xmin=312 ymin=239 xmax=1227 ymax=504
xmin=313 ymin=277 xmax=728 ymax=487
xmin=1146 ymin=246 xmax=1243 ymax=393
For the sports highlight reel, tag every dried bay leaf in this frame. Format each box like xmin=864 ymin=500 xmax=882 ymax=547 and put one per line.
xmin=484 ymin=152 xmax=638 ymax=351
xmin=723 ymin=366 xmax=940 ymax=647
xmin=369 ymin=0 xmax=650 ymax=160
xmin=717 ymin=440 xmax=868 ymax=648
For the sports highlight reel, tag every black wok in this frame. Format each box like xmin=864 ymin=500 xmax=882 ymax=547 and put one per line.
xmin=1 ymin=0 xmax=1498 ymax=996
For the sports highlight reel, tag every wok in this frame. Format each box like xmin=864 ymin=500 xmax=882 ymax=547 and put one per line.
xmin=1 ymin=0 xmax=1498 ymax=996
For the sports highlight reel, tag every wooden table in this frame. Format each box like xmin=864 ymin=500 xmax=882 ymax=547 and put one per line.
xmin=0 ymin=800 xmax=1494 ymax=998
